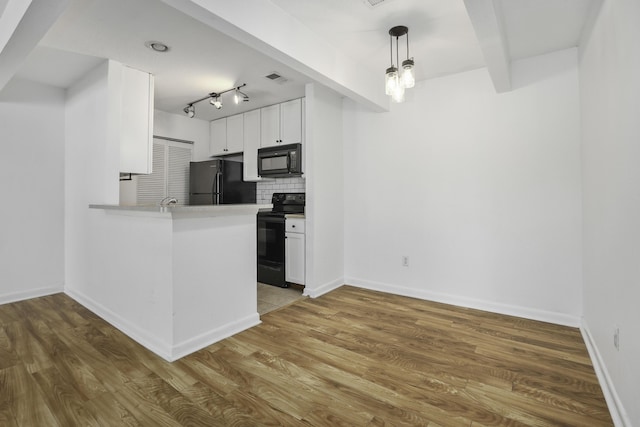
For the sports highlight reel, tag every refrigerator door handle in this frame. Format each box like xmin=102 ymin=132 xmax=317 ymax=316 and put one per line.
xmin=214 ymin=172 xmax=221 ymax=205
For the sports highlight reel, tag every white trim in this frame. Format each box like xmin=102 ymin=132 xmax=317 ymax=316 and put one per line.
xmin=170 ymin=314 xmax=261 ymax=361
xmin=0 ymin=286 xmax=63 ymax=305
xmin=345 ymin=277 xmax=581 ymax=327
xmin=65 ymin=288 xmax=262 ymax=362
xmin=65 ymin=288 xmax=173 ymax=361
xmin=581 ymin=320 xmax=631 ymax=427
xmin=303 ymin=277 xmax=343 ymax=298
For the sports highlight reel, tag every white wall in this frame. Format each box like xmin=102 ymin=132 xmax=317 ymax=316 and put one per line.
xmin=153 ymin=109 xmax=210 ymax=161
xmin=65 ymin=60 xmax=120 ymax=292
xmin=304 ymin=83 xmax=345 ymax=296
xmin=579 ymin=0 xmax=640 ymax=424
xmin=344 ymin=48 xmax=583 ymax=326
xmin=0 ymin=79 xmax=65 ymax=303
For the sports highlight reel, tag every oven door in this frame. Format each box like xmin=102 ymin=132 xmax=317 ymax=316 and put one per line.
xmin=257 ymin=213 xmax=287 ymax=287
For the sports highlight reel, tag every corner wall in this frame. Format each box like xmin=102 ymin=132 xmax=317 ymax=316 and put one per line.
xmin=344 ymin=48 xmax=583 ymax=326
xmin=304 ymin=83 xmax=345 ymax=296
xmin=65 ymin=60 xmax=120 ymax=294
xmin=0 ymin=79 xmax=65 ymax=303
xmin=579 ymin=0 xmax=640 ymax=424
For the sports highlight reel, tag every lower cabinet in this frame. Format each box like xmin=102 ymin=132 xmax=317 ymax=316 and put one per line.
xmin=285 ymin=218 xmax=305 ymax=285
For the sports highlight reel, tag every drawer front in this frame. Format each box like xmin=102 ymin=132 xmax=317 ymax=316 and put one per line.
xmin=285 ymin=218 xmax=305 ymax=233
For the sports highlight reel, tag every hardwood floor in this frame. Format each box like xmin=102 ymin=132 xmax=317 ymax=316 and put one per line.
xmin=0 ymin=286 xmax=611 ymax=426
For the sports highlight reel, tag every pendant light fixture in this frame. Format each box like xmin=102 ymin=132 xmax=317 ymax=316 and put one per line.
xmin=385 ymin=26 xmax=415 ymax=103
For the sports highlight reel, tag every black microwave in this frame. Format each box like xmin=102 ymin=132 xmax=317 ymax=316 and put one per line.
xmin=257 ymin=143 xmax=302 ymax=177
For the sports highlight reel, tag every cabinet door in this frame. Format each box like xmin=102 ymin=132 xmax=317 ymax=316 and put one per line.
xmin=280 ymin=98 xmax=302 ymax=145
xmin=243 ymin=109 xmax=262 ymax=181
xmin=260 ymin=104 xmax=280 ymax=148
xmin=226 ymin=113 xmax=244 ymax=154
xmin=209 ymin=118 xmax=227 ymax=156
xmin=285 ymin=232 xmax=305 ymax=285
xmin=120 ymin=66 xmax=154 ymax=174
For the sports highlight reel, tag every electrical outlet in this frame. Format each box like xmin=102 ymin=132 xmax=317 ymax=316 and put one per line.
xmin=614 ymin=327 xmax=620 ymax=351
xmin=402 ymin=256 xmax=409 ymax=267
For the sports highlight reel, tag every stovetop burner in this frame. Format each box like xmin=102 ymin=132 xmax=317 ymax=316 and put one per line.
xmin=268 ymin=192 xmax=305 ymax=215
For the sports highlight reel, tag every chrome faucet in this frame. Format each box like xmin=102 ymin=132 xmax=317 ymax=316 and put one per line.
xmin=160 ymin=197 xmax=178 ymax=207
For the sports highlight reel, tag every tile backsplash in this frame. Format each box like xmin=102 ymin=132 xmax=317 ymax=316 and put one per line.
xmin=257 ymin=177 xmax=306 ymax=204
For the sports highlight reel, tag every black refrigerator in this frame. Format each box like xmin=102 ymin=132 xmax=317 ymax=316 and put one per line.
xmin=189 ymin=159 xmax=256 ymax=205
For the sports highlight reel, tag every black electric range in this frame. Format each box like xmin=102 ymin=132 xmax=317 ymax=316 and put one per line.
xmin=257 ymin=193 xmax=305 ymax=287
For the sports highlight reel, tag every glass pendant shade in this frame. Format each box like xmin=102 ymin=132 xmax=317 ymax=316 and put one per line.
xmin=385 ymin=66 xmax=399 ymax=95
xmin=391 ymin=84 xmax=405 ymax=103
xmin=385 ymin=26 xmax=415 ymax=102
xmin=401 ymin=59 xmax=415 ymax=88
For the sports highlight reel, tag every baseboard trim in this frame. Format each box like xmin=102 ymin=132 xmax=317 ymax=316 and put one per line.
xmin=581 ymin=321 xmax=631 ymax=427
xmin=304 ymin=277 xmax=344 ymax=298
xmin=345 ymin=277 xmax=581 ymax=327
xmin=171 ymin=314 xmax=261 ymax=361
xmin=0 ymin=286 xmax=63 ymax=306
xmin=65 ymin=288 xmax=262 ymax=362
xmin=65 ymin=288 xmax=174 ymax=361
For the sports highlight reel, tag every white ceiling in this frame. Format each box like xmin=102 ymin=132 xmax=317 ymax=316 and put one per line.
xmin=12 ymin=0 xmax=599 ymax=121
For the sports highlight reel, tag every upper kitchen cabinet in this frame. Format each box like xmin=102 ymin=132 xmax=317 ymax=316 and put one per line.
xmin=120 ymin=66 xmax=154 ymax=174
xmin=260 ymin=98 xmax=303 ymax=148
xmin=209 ymin=113 xmax=244 ymax=156
xmin=243 ymin=109 xmax=262 ymax=181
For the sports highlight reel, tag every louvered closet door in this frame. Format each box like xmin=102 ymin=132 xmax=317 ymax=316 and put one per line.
xmin=167 ymin=145 xmax=191 ymax=206
xmin=136 ymin=139 xmax=192 ymax=206
xmin=136 ymin=142 xmax=166 ymax=205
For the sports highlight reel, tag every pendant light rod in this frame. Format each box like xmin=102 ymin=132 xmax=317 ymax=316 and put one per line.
xmin=389 ymin=33 xmax=393 ymax=66
xmin=406 ymin=28 xmax=410 ymax=58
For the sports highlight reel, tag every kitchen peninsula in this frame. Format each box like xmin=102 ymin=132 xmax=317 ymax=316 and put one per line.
xmin=76 ymin=204 xmax=269 ymax=361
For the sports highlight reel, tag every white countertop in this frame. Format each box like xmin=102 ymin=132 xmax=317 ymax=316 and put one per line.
xmin=90 ymin=203 xmax=272 ymax=218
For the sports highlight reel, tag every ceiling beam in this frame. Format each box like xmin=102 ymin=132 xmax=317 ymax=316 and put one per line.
xmin=160 ymin=0 xmax=389 ymax=112
xmin=0 ymin=0 xmax=68 ymax=92
xmin=463 ymin=0 xmax=511 ymax=93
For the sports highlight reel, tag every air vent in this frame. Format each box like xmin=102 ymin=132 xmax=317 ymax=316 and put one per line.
xmin=265 ymin=72 xmax=289 ymax=84
xmin=362 ymin=0 xmax=387 ymax=7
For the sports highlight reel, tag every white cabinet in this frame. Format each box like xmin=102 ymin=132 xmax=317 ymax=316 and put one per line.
xmin=280 ymin=98 xmax=303 ymax=145
xmin=285 ymin=217 xmax=305 ymax=285
xmin=209 ymin=114 xmax=244 ymax=156
xmin=120 ymin=66 xmax=154 ymax=174
xmin=209 ymin=118 xmax=226 ymax=156
xmin=260 ymin=98 xmax=303 ymax=148
xmin=226 ymin=114 xmax=244 ymax=153
xmin=243 ymin=109 xmax=262 ymax=181
xmin=260 ymin=104 xmax=280 ymax=148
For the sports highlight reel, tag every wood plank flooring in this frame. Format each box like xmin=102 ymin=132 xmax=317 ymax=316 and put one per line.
xmin=0 ymin=286 xmax=612 ymax=426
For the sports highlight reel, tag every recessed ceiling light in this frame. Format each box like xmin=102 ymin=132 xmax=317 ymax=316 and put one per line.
xmin=145 ymin=41 xmax=169 ymax=53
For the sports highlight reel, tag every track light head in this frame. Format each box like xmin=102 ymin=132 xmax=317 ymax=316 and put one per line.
xmin=183 ymin=104 xmax=195 ymax=118
xmin=210 ymin=96 xmax=222 ymax=109
xmin=238 ymin=90 xmax=249 ymax=102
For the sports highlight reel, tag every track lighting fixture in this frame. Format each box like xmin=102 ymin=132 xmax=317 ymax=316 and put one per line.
xmin=385 ymin=26 xmax=415 ymax=103
xmin=210 ymin=95 xmax=222 ymax=109
xmin=183 ymin=104 xmax=195 ymax=118
xmin=234 ymin=88 xmax=249 ymax=104
xmin=183 ymin=83 xmax=248 ymax=118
